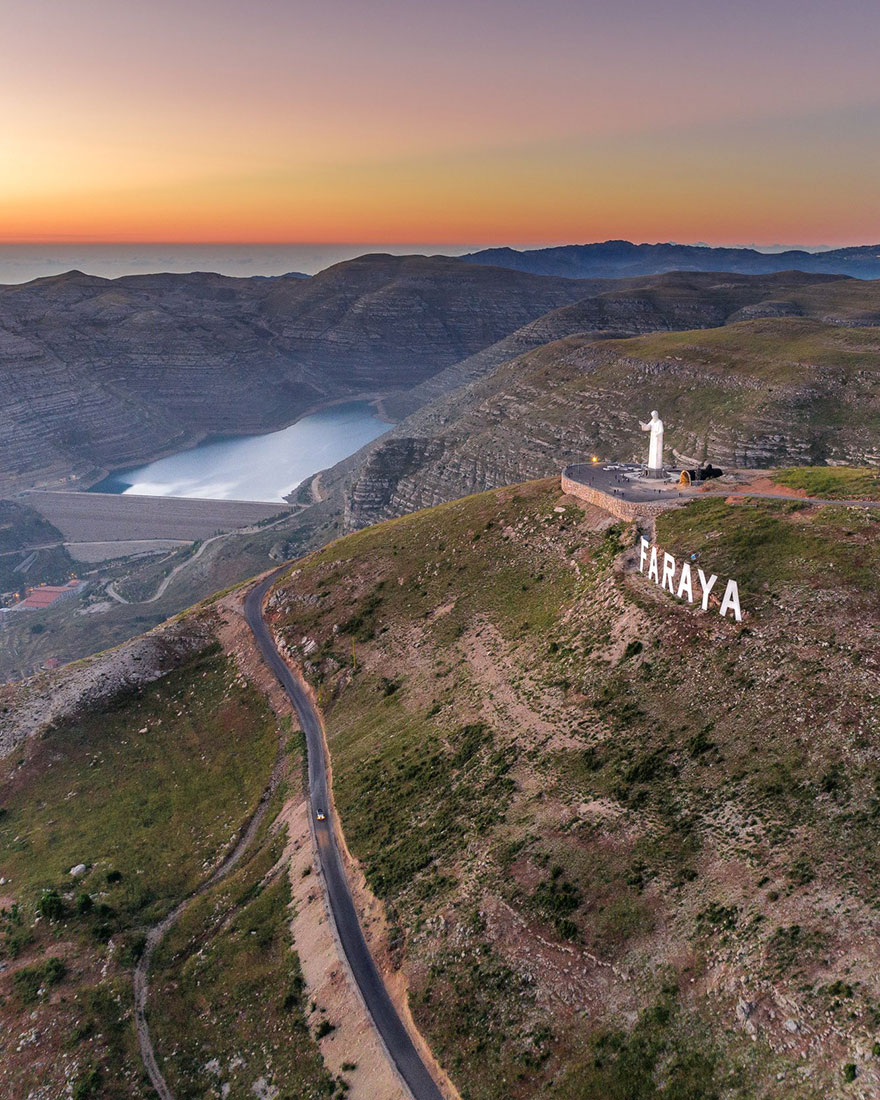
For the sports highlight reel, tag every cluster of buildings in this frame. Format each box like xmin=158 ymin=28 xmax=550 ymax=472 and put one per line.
xmin=0 ymin=578 xmax=84 ymax=613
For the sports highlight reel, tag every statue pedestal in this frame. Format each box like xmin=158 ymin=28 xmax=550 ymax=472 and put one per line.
xmin=643 ymin=467 xmax=666 ymax=480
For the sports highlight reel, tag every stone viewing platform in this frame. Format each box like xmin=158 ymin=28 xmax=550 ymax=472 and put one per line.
xmin=561 ymin=461 xmax=880 ymax=521
xmin=561 ymin=462 xmax=703 ymax=520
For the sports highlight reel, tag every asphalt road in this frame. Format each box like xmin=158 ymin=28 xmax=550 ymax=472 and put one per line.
xmin=244 ymin=572 xmax=446 ymax=1100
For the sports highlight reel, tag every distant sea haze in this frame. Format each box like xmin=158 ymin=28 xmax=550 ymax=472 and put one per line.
xmin=0 ymin=244 xmax=480 ymax=284
xmin=0 ymin=241 xmax=833 ymax=284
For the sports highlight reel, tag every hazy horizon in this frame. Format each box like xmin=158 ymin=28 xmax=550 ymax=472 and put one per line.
xmin=0 ymin=239 xmax=856 ymax=285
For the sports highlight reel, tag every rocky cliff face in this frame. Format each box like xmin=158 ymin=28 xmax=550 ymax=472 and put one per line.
xmin=0 ymin=256 xmax=593 ymax=494
xmin=379 ymin=269 xmax=847 ymax=421
xmin=344 ymin=307 xmax=880 ymax=529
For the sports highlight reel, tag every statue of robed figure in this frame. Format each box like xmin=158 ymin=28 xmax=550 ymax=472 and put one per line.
xmin=639 ymin=410 xmax=664 ymax=474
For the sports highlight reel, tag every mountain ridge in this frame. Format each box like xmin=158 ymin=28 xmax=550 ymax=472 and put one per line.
xmin=0 ymin=255 xmax=594 ymax=494
xmin=464 ymin=240 xmax=880 ymax=280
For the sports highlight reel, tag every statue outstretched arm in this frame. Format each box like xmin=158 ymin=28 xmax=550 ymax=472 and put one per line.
xmin=639 ymin=420 xmax=650 ymax=431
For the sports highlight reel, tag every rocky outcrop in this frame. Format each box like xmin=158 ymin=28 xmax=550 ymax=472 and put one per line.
xmin=0 ymin=615 xmax=216 ymax=757
xmin=343 ymin=438 xmax=449 ymax=530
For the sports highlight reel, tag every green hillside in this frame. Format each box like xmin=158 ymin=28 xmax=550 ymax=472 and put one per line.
xmin=0 ymin=640 xmax=333 ymax=1099
xmin=267 ymin=475 xmax=880 ymax=1099
xmin=2 ymin=467 xmax=878 ymax=1099
xmin=605 ymin=317 xmax=880 ymax=380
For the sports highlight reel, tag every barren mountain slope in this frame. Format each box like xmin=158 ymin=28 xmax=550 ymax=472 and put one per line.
xmin=379 ymin=270 xmax=847 ymax=421
xmin=344 ymin=311 xmax=880 ymax=529
xmin=3 ymin=273 xmax=876 ymax=681
xmin=0 ymin=256 xmax=593 ymax=493
xmin=267 ymin=475 xmax=880 ymax=1100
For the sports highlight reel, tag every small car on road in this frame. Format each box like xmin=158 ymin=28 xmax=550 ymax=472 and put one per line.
xmin=315 ymin=808 xmax=326 ymax=821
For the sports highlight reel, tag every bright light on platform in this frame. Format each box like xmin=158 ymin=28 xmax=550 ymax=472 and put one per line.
xmin=591 ymin=456 xmax=599 ymax=464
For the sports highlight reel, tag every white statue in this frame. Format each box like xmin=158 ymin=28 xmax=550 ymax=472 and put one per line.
xmin=639 ymin=410 xmax=664 ymax=472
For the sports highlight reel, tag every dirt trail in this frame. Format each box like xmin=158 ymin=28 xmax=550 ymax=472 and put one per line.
xmin=133 ymin=720 xmax=286 ymax=1099
xmin=115 ymin=511 xmax=300 ymax=607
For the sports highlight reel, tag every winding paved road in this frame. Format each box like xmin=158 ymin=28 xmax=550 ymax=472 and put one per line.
xmin=245 ymin=571 xmax=445 ymax=1100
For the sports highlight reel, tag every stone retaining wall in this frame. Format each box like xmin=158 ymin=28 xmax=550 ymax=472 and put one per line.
xmin=560 ymin=472 xmax=683 ymax=521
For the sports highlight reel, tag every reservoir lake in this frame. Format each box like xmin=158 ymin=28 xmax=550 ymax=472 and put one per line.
xmin=90 ymin=401 xmax=390 ymax=503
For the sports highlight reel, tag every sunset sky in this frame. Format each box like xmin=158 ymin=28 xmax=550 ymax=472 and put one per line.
xmin=2 ymin=0 xmax=878 ymax=246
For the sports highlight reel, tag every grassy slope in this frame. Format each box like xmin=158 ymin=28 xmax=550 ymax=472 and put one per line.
xmin=149 ymin=777 xmax=341 ymax=1100
xmin=526 ymin=318 xmax=880 ymax=440
xmin=607 ymin=317 xmax=880 ymax=378
xmin=765 ymin=280 xmax=880 ymax=323
xmin=269 ymin=475 xmax=880 ymax=1100
xmin=353 ymin=316 xmax=880 ymax=528
xmin=0 ymin=639 xmax=330 ymax=1100
xmin=771 ymin=466 xmax=880 ymax=500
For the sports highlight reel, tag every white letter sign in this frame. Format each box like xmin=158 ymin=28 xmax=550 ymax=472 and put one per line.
xmin=648 ymin=546 xmax=660 ymax=583
xmin=635 ymin=540 xmax=743 ymax=620
xmin=676 ymin=562 xmax=694 ymax=603
xmin=698 ymin=568 xmax=718 ymax=611
xmin=719 ymin=579 xmax=742 ymax=622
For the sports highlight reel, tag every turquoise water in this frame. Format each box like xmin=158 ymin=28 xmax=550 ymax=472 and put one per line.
xmin=90 ymin=401 xmax=390 ymax=503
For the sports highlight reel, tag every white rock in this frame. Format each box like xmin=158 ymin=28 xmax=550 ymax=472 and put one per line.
xmin=70 ymin=863 xmax=87 ymax=877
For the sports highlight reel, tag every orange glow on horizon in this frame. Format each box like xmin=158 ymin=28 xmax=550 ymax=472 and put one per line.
xmin=3 ymin=1 xmax=879 ymax=249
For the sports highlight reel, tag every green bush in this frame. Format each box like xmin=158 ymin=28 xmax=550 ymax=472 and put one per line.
xmin=72 ymin=1066 xmax=101 ymax=1100
xmin=622 ymin=640 xmax=643 ymax=661
xmin=13 ymin=956 xmax=67 ymax=1003
xmin=37 ymin=889 xmax=65 ymax=921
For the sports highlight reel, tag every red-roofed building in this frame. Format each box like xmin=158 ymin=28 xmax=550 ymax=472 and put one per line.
xmin=9 ymin=579 xmax=83 ymax=611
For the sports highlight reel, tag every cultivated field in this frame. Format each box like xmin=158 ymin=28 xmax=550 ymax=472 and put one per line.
xmin=22 ymin=491 xmax=289 ymax=543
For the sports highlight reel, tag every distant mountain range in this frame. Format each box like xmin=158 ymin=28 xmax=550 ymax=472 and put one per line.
xmin=0 ymin=256 xmax=592 ymax=494
xmin=464 ymin=240 xmax=880 ymax=280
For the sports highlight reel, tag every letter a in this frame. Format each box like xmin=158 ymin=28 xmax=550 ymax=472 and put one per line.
xmin=661 ymin=552 xmax=676 ymax=594
xmin=677 ymin=561 xmax=694 ymax=603
xmin=639 ymin=536 xmax=649 ymax=573
xmin=698 ymin=568 xmax=718 ymax=610
xmin=648 ymin=546 xmax=660 ymax=583
xmin=720 ymin=579 xmax=742 ymax=622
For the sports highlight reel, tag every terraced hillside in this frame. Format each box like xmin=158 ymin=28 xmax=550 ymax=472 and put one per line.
xmin=378 ymin=270 xmax=849 ymax=422
xmin=0 ymin=255 xmax=594 ymax=494
xmin=9 ymin=283 xmax=879 ymax=678
xmin=267 ymin=475 xmax=880 ymax=1099
xmin=344 ymin=314 xmax=880 ymax=529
